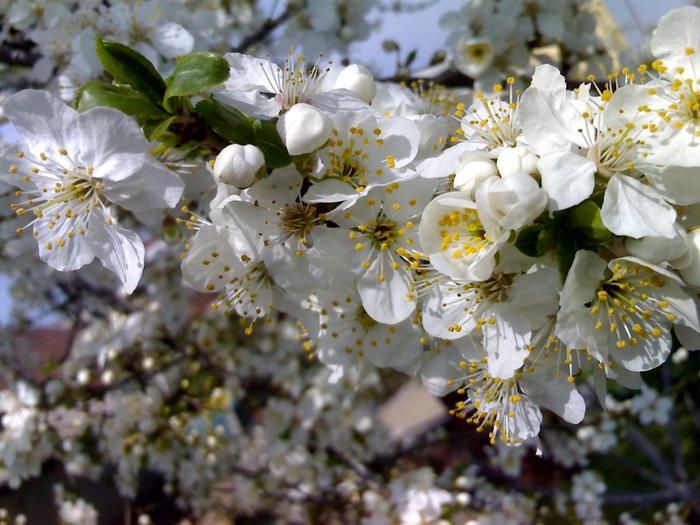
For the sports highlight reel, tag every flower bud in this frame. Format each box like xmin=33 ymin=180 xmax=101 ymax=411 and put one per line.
xmin=213 ymin=144 xmax=265 ymax=188
xmin=101 ymin=369 xmax=115 ymax=385
xmin=76 ymin=369 xmax=90 ymax=385
xmin=335 ymin=64 xmax=376 ymax=103
xmin=453 ymin=151 xmax=498 ymax=196
xmin=276 ymin=103 xmax=332 ymax=156
xmin=678 ymin=229 xmax=700 ymax=285
xmin=496 ymin=146 xmax=538 ymax=177
xmin=625 ymin=231 xmax=688 ymax=266
xmin=475 ymin=173 xmax=548 ymax=234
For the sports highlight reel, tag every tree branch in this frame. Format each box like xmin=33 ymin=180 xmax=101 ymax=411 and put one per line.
xmin=232 ymin=8 xmax=294 ymax=53
xmin=0 ymin=42 xmax=41 ymax=68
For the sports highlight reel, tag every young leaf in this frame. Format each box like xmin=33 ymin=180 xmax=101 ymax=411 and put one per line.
xmin=164 ymin=53 xmax=230 ymax=101
xmin=515 ymin=224 xmax=552 ymax=257
xmin=406 ymin=49 xmax=418 ymax=66
xmin=569 ymin=200 xmax=612 ymax=242
xmin=143 ymin=115 xmax=178 ymax=142
xmin=556 ymin=236 xmax=578 ymax=283
xmin=194 ymin=99 xmax=291 ymax=168
xmin=252 ymin=119 xmax=292 ymax=169
xmin=76 ymin=81 xmax=169 ymax=124
xmin=96 ymin=38 xmax=167 ymax=104
xmin=194 ymin=98 xmax=256 ymax=145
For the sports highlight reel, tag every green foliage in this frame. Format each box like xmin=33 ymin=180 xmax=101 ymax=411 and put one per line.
xmin=75 ymin=81 xmax=170 ymax=125
xmin=515 ymin=200 xmax=613 ymax=280
xmin=251 ymin=118 xmax=292 ymax=169
xmin=95 ymin=38 xmax=166 ymax=104
xmin=514 ymin=224 xmax=553 ymax=258
xmin=83 ymin=39 xmax=289 ymax=167
xmin=164 ymin=52 xmax=230 ymax=103
xmin=194 ymin=98 xmax=291 ymax=169
xmin=568 ymin=200 xmax=612 ymax=243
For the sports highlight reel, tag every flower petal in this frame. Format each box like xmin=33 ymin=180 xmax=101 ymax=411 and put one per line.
xmin=104 ymin=157 xmax=184 ymax=211
xmin=518 ymin=88 xmax=589 ymax=154
xmin=3 ymin=90 xmax=80 ymax=155
xmin=651 ymin=6 xmax=700 ymax=74
xmin=482 ymin=311 xmax=530 ymax=379
xmin=358 ymin=253 xmax=415 ymax=324
xmin=87 ymin=212 xmax=144 ymax=293
xmin=151 ymin=22 xmax=194 ymax=58
xmin=601 ymin=175 xmax=677 ymax=239
xmin=538 ymin=150 xmax=595 ymax=211
xmin=77 ymin=107 xmax=148 ymax=181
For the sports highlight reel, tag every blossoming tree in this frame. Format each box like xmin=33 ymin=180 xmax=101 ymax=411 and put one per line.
xmin=0 ymin=1 xmax=700 ymax=524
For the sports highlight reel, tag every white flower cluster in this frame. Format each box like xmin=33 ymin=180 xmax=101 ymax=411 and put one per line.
xmin=441 ymin=0 xmax=609 ymax=90
xmin=0 ymin=0 xmax=381 ymax=102
xmin=1 ymin=2 xmax=700 ymax=523
xmin=175 ymin=6 xmax=700 ymax=447
xmin=2 ymin=7 xmax=700 ymax=451
xmin=2 ymin=0 xmax=242 ymax=99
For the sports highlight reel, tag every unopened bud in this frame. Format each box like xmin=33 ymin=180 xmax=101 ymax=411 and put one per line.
xmin=276 ymin=103 xmax=331 ymax=156
xmin=213 ymin=144 xmax=265 ymax=188
xmin=335 ymin=64 xmax=376 ymax=103
xmin=496 ymin=146 xmax=538 ymax=177
xmin=101 ymin=369 xmax=115 ymax=385
xmin=453 ymin=151 xmax=498 ymax=196
xmin=76 ymin=369 xmax=90 ymax=386
xmin=142 ymin=356 xmax=155 ymax=371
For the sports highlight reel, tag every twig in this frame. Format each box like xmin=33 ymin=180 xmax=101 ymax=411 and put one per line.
xmin=627 ymin=425 xmax=675 ymax=485
xmin=605 ymin=489 xmax=680 ymax=506
xmin=684 ymin=393 xmax=700 ymax=435
xmin=232 ymin=8 xmax=294 ymax=53
xmin=662 ymin=363 xmax=687 ymax=482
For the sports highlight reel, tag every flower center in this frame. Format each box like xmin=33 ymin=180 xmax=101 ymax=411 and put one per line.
xmin=450 ymin=357 xmax=527 ymax=445
xmin=454 ymin=82 xmax=520 ymax=150
xmin=437 ymin=208 xmax=489 ymax=260
xmin=365 ymin=215 xmax=398 ymax=250
xmin=588 ymin=262 xmax=674 ymax=348
xmin=10 ymin=149 xmax=106 ymax=250
xmin=279 ymin=202 xmax=319 ymax=245
xmin=324 ymin=125 xmax=386 ymax=192
xmin=261 ymin=51 xmax=330 ymax=110
xmin=211 ymin=262 xmax=273 ymax=319
xmin=355 ymin=306 xmax=377 ymax=331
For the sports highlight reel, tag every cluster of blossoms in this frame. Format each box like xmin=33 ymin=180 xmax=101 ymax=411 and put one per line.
xmin=173 ymin=5 xmax=700 ymax=448
xmin=0 ymin=0 xmax=381 ymax=102
xmin=2 ymin=0 xmax=700 ymax=445
xmin=1 ymin=1 xmax=700 ymax=523
xmin=440 ymin=0 xmax=612 ymax=90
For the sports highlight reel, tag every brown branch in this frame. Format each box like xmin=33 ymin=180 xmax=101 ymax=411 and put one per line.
xmin=0 ymin=42 xmax=41 ymax=67
xmin=232 ymin=8 xmax=294 ymax=53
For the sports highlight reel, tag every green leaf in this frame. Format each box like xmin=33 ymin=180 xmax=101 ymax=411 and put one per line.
xmin=143 ymin=115 xmax=178 ymax=142
xmin=164 ymin=53 xmax=230 ymax=102
xmin=382 ymin=39 xmax=400 ymax=52
xmin=96 ymin=38 xmax=166 ymax=104
xmin=406 ymin=49 xmax=418 ymax=66
xmin=194 ymin=98 xmax=256 ymax=144
xmin=76 ymin=81 xmax=169 ymax=124
xmin=194 ymin=99 xmax=291 ymax=168
xmin=569 ymin=200 xmax=612 ymax=242
xmin=514 ymin=225 xmax=552 ymax=258
xmin=556 ymin=236 xmax=578 ymax=283
xmin=252 ymin=119 xmax=292 ymax=169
